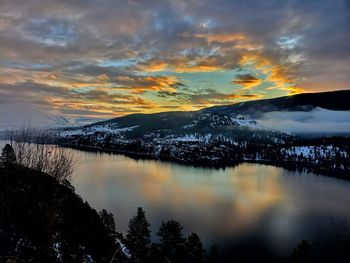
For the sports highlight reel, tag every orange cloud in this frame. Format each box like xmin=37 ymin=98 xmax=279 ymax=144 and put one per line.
xmin=113 ymin=75 xmax=181 ymax=94
xmin=189 ymin=92 xmax=260 ymax=107
xmin=238 ymin=51 xmax=306 ymax=94
xmin=232 ymin=74 xmax=262 ymax=89
xmin=182 ymin=32 xmax=305 ymax=94
xmin=185 ymin=32 xmax=246 ymax=43
xmin=139 ymin=57 xmax=224 ymax=73
xmin=140 ymin=61 xmax=168 ymax=72
xmin=0 ymin=28 xmax=306 ymax=121
xmin=139 ymin=33 xmax=249 ymax=73
xmin=96 ymin=73 xmax=110 ymax=82
xmin=48 ymin=89 xmax=160 ymax=117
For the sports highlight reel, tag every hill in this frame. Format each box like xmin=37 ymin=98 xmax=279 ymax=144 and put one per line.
xmin=58 ymin=89 xmax=350 ymax=139
xmin=0 ymin=163 xmax=220 ymax=263
xmin=0 ymin=164 xmax=119 ymax=262
xmin=54 ymin=90 xmax=350 ymax=177
xmin=98 ymin=89 xmax=350 ymax=126
xmin=202 ymin=89 xmax=350 ymax=116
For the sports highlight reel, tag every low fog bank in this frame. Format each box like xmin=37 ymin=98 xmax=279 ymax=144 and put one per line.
xmin=259 ymin=107 xmax=350 ymax=134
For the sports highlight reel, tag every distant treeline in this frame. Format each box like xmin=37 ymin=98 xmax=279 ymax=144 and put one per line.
xmin=57 ymin=128 xmax=350 ymax=180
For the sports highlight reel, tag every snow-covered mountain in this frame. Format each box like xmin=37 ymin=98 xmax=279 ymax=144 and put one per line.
xmin=59 ymin=89 xmax=350 ymax=140
xmin=201 ymin=89 xmax=350 ymax=117
xmin=59 ymin=112 xmax=262 ymax=142
xmin=53 ymin=90 xmax=350 ymax=175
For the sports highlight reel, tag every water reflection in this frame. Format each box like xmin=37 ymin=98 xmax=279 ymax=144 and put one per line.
xmin=72 ymin=150 xmax=350 ymax=255
xmin=1 ymin=138 xmax=349 ymax=255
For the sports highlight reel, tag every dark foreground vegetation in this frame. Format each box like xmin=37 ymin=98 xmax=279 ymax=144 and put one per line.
xmin=0 ymin=162 xmax=115 ymax=262
xmin=0 ymin=144 xmax=218 ymax=263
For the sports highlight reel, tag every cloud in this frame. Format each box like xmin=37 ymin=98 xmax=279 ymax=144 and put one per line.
xmin=188 ymin=91 xmax=259 ymax=106
xmin=0 ymin=102 xmax=51 ymax=129
xmin=138 ymin=57 xmax=228 ymax=73
xmin=0 ymin=0 xmax=349 ymax=125
xmin=233 ymin=74 xmax=262 ymax=89
xmin=96 ymin=74 xmax=110 ymax=82
xmin=0 ymin=81 xmax=160 ymax=125
xmin=236 ymin=52 xmax=305 ymax=94
xmin=190 ymin=33 xmax=246 ymax=44
xmin=259 ymin=108 xmax=350 ymax=134
xmin=113 ymin=75 xmax=183 ymax=94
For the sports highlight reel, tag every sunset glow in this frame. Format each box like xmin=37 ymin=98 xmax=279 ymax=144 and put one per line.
xmin=1 ymin=0 xmax=349 ymax=126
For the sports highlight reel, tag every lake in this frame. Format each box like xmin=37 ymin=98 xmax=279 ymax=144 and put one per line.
xmin=70 ymin=148 xmax=350 ymax=258
xmin=1 ymin=140 xmax=350 ymax=259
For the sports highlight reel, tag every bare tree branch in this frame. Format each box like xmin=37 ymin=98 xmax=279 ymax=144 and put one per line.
xmin=7 ymin=127 xmax=78 ymax=183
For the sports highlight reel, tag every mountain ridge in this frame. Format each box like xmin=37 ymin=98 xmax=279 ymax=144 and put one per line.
xmin=93 ymin=89 xmax=350 ymax=127
xmin=55 ymin=89 xmax=350 ymax=177
xmin=202 ymin=89 xmax=350 ymax=117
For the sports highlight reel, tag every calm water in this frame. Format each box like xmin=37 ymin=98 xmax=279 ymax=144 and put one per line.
xmin=70 ymin=149 xmax=350 ymax=256
xmin=2 ymin=140 xmax=350 ymax=257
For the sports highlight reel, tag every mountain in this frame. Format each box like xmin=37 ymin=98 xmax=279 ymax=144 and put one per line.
xmin=61 ymin=89 xmax=349 ymax=137
xmin=202 ymin=89 xmax=350 ymax=117
xmin=46 ymin=115 xmax=73 ymax=127
xmin=55 ymin=90 xmax=350 ymax=175
xmin=55 ymin=89 xmax=350 ymax=148
xmin=46 ymin=115 xmax=109 ymax=127
xmin=0 ymin=164 xmax=118 ymax=262
xmin=56 ymin=89 xmax=350 ymax=142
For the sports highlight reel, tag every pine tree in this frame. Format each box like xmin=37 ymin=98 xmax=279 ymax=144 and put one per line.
xmin=207 ymin=244 xmax=219 ymax=263
xmin=290 ymin=240 xmax=312 ymax=263
xmin=157 ymin=219 xmax=186 ymax=263
xmin=185 ymin=233 xmax=205 ymax=263
xmin=99 ymin=209 xmax=116 ymax=241
xmin=126 ymin=207 xmax=151 ymax=262
xmin=1 ymin=144 xmax=16 ymax=163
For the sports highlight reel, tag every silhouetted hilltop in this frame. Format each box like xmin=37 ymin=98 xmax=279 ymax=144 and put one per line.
xmin=201 ymin=89 xmax=350 ymax=117
xmin=93 ymin=90 xmax=350 ymax=128
xmin=0 ymin=164 xmax=117 ymax=262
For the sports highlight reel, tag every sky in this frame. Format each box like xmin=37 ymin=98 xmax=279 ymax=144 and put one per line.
xmin=0 ymin=0 xmax=349 ymax=126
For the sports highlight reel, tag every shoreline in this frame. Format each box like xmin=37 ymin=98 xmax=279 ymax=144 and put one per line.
xmin=57 ymin=142 xmax=350 ymax=181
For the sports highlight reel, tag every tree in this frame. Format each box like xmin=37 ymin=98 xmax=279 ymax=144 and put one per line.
xmin=99 ymin=209 xmax=116 ymax=241
xmin=1 ymin=144 xmax=16 ymax=163
xmin=126 ymin=207 xmax=151 ymax=262
xmin=10 ymin=128 xmax=78 ymax=183
xmin=157 ymin=219 xmax=186 ymax=263
xmin=207 ymin=244 xmax=219 ymax=263
xmin=290 ymin=240 xmax=312 ymax=263
xmin=185 ymin=233 xmax=205 ymax=263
